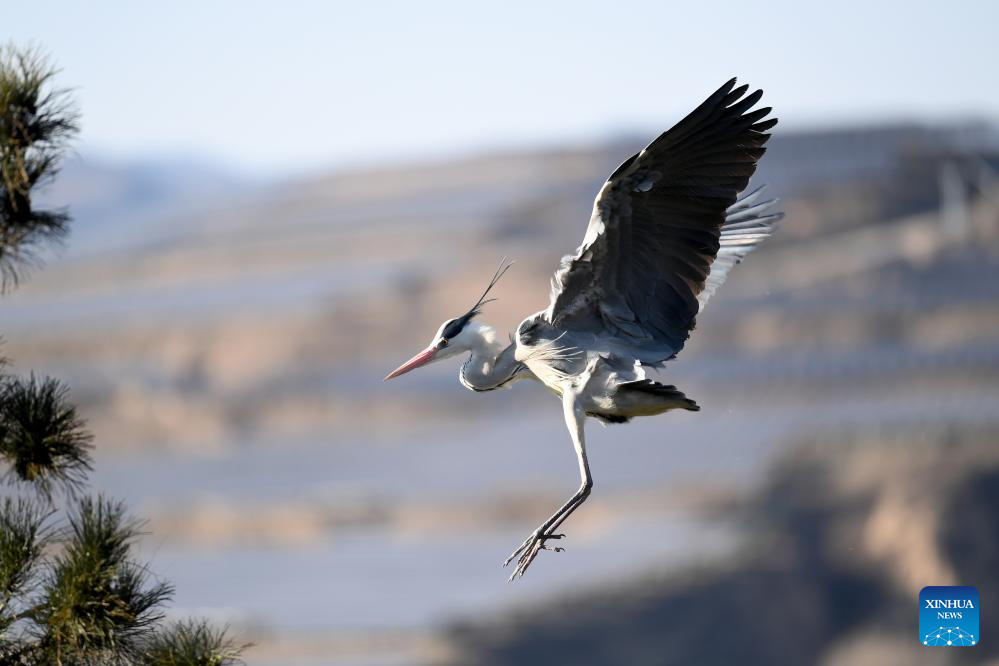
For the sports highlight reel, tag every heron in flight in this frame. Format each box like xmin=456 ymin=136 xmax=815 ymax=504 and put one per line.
xmin=385 ymin=78 xmax=781 ymax=579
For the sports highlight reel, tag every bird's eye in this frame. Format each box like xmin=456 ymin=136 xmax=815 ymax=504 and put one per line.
xmin=440 ymin=338 xmax=449 ymax=346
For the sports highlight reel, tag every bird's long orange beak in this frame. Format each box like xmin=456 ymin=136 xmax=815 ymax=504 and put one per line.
xmin=384 ymin=345 xmax=438 ymax=381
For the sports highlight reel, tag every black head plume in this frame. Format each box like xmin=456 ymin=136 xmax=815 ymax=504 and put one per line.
xmin=468 ymin=257 xmax=514 ymax=316
xmin=440 ymin=258 xmax=513 ymax=340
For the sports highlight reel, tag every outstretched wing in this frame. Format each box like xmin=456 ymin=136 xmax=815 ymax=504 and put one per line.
xmin=545 ymin=78 xmax=778 ymax=362
xmin=698 ymin=185 xmax=782 ymax=311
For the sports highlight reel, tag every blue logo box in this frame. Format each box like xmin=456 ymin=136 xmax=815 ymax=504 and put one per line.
xmin=920 ymin=586 xmax=978 ymax=647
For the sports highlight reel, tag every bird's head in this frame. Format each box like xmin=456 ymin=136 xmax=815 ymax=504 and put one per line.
xmin=384 ymin=260 xmax=513 ymax=381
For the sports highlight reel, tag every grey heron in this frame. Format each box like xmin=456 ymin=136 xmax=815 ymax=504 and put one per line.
xmin=385 ymin=78 xmax=781 ymax=579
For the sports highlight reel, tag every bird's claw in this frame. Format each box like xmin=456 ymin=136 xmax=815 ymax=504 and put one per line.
xmin=503 ymin=531 xmax=562 ymax=565
xmin=503 ymin=529 xmax=565 ymax=580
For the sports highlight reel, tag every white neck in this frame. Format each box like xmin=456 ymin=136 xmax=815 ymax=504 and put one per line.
xmin=458 ymin=323 xmax=522 ymax=392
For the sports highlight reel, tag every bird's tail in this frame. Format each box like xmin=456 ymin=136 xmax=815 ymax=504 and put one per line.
xmin=617 ymin=379 xmax=700 ymax=412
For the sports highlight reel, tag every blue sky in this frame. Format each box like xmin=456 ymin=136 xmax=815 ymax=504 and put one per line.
xmin=6 ymin=0 xmax=999 ymax=176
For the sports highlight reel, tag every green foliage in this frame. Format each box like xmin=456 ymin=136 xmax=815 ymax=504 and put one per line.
xmin=0 ymin=374 xmax=93 ymax=499
xmin=0 ymin=42 xmax=79 ymax=290
xmin=33 ymin=497 xmax=173 ymax=664
xmin=0 ymin=43 xmax=247 ymax=666
xmin=0 ymin=492 xmax=249 ymax=666
xmin=141 ymin=620 xmax=248 ymax=666
xmin=0 ymin=498 xmax=52 ymax=630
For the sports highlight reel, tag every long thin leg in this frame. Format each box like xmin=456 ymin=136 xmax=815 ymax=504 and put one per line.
xmin=504 ymin=389 xmax=592 ymax=579
xmin=503 ymin=391 xmax=590 ymax=564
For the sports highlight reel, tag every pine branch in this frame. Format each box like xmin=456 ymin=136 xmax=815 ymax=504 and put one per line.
xmin=33 ymin=496 xmax=174 ymax=664
xmin=0 ymin=498 xmax=53 ymax=631
xmin=0 ymin=42 xmax=79 ymax=291
xmin=0 ymin=374 xmax=93 ymax=499
xmin=141 ymin=619 xmax=249 ymax=666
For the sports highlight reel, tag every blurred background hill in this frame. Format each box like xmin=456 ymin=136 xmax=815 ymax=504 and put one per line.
xmin=441 ymin=423 xmax=999 ymax=666
xmin=2 ymin=119 xmax=998 ymax=664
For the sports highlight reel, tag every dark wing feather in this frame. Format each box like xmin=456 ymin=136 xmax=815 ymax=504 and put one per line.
xmin=545 ymin=78 xmax=777 ymax=361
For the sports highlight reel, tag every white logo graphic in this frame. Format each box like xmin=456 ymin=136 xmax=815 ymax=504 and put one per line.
xmin=923 ymin=627 xmax=976 ymax=646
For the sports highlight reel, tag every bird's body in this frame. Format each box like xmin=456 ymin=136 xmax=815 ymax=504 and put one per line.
xmin=386 ymin=78 xmax=781 ymax=578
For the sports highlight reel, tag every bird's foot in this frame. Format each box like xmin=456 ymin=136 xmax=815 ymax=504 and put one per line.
xmin=503 ymin=528 xmax=565 ymax=580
